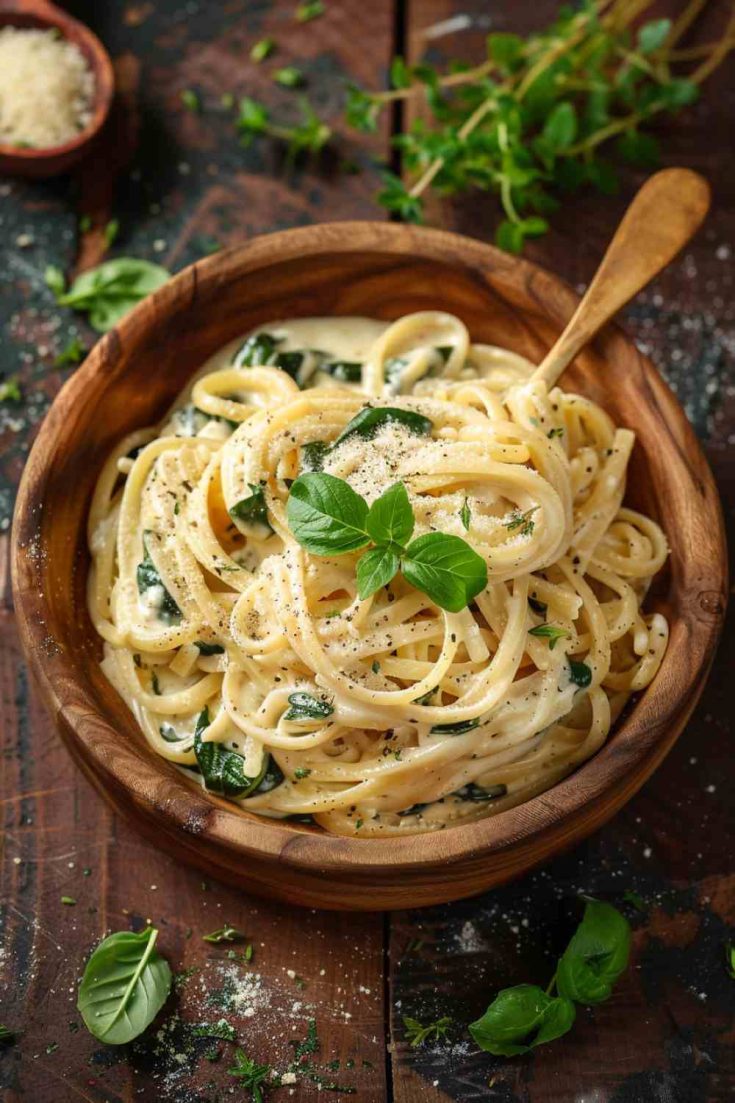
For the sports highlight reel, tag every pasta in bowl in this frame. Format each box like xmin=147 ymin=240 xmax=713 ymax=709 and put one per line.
xmin=88 ymin=309 xmax=669 ymax=837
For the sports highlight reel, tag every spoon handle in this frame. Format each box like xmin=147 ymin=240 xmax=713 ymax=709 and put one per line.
xmin=531 ymin=168 xmax=710 ymax=389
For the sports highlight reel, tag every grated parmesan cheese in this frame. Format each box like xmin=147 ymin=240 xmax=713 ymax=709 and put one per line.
xmin=0 ymin=27 xmax=94 ymax=148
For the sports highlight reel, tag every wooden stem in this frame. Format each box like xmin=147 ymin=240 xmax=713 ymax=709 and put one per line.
xmin=531 ymin=168 xmax=711 ymax=389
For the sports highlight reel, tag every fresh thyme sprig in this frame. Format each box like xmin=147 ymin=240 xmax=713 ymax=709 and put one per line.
xmin=345 ymin=0 xmax=734 ymax=250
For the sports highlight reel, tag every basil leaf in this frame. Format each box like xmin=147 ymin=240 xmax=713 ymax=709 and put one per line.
xmin=333 ymin=405 xmax=433 ymax=446
xmin=469 ymin=985 xmax=575 ymax=1056
xmin=202 ymin=924 xmax=246 ymax=944
xmin=195 ymin=641 xmax=225 ymax=656
xmin=402 ymin=533 xmax=487 ymax=613
xmin=365 ymin=482 xmax=414 ymax=547
xmin=283 ymin=692 xmax=334 ymax=722
xmin=229 ymin=484 xmax=272 ymax=535
xmin=568 ymin=659 xmax=592 ymax=687
xmin=57 ymin=259 xmax=170 ymax=333
xmin=430 ymin=718 xmax=480 ymax=735
xmin=286 ymin=473 xmax=370 ymax=555
xmin=300 ymin=441 xmax=330 ymax=472
xmin=136 ymin=534 xmax=181 ymax=624
xmin=529 ymin=624 xmax=569 ymax=650
xmin=194 ymin=707 xmax=264 ymax=797
xmin=454 ymin=782 xmax=507 ymax=801
xmin=232 ymin=332 xmax=282 ymax=367
xmin=77 ymin=927 xmax=172 ymax=1044
xmin=556 ymin=899 xmax=631 ymax=1005
xmin=356 ymin=546 xmax=400 ymax=600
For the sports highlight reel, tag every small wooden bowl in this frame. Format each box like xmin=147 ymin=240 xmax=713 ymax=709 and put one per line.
xmin=0 ymin=0 xmax=113 ymax=178
xmin=11 ymin=223 xmax=727 ymax=910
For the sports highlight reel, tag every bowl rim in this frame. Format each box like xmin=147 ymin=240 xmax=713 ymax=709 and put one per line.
xmin=11 ymin=220 xmax=728 ymax=875
xmin=0 ymin=3 xmax=114 ymax=162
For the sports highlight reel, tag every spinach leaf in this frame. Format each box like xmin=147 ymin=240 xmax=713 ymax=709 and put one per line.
xmin=273 ymin=350 xmax=305 ymax=379
xmin=323 ymin=360 xmax=362 ymax=383
xmin=194 ymin=707 xmax=264 ymax=797
xmin=332 ymin=405 xmax=433 ymax=446
xmin=283 ymin=692 xmax=334 ymax=722
xmin=469 ymin=985 xmax=575 ymax=1056
xmin=286 ymin=473 xmax=370 ymax=554
xmin=136 ymin=534 xmax=181 ymax=624
xmin=556 ymin=899 xmax=631 ymax=1005
xmin=232 ymin=332 xmax=282 ymax=367
xmin=454 ymin=782 xmax=507 ymax=801
xmin=568 ymin=659 xmax=592 ymax=687
xmin=159 ymin=723 xmax=185 ymax=743
xmin=528 ymin=595 xmax=548 ymax=616
xmin=77 ymin=927 xmax=172 ymax=1044
xmin=229 ymin=484 xmax=272 ymax=535
xmin=195 ymin=641 xmax=225 ymax=656
xmin=402 ymin=532 xmax=487 ymax=613
xmin=54 ymin=258 xmax=170 ymax=333
xmin=430 ymin=718 xmax=480 ymax=735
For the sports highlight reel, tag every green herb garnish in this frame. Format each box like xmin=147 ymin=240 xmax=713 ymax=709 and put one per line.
xmin=181 ymin=88 xmax=201 ymax=112
xmin=228 ymin=1049 xmax=272 ymax=1102
xmin=203 ymin=924 xmax=246 ymax=944
xmin=194 ymin=707 xmax=278 ymax=797
xmin=460 ymin=497 xmax=471 ymax=531
xmin=529 ymin=624 xmax=569 ymax=650
xmin=103 ymin=218 xmax=119 ymax=248
xmin=136 ymin=533 xmax=181 ymax=624
xmin=236 ymin=95 xmax=331 ymax=159
xmin=287 ymin=474 xmax=487 ymax=613
xmin=195 ymin=640 xmax=225 ymax=656
xmin=0 ymin=378 xmax=22 ymax=402
xmin=251 ymin=38 xmax=274 ymax=63
xmin=229 ymin=484 xmax=272 ymax=536
xmin=296 ymin=0 xmax=324 ymax=21
xmin=568 ymin=659 xmax=592 ymax=687
xmin=403 ymin=1015 xmax=452 ymax=1047
xmin=54 ymin=336 xmax=87 ymax=367
xmin=274 ymin=66 xmax=304 ymax=88
xmin=505 ymin=507 xmax=538 ymax=536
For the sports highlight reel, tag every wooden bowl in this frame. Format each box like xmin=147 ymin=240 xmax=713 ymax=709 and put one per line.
xmin=0 ymin=0 xmax=113 ymax=178
xmin=11 ymin=223 xmax=727 ymax=910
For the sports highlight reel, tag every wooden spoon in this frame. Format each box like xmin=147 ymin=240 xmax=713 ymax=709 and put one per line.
xmin=531 ymin=168 xmax=711 ymax=389
xmin=0 ymin=0 xmax=114 ymax=178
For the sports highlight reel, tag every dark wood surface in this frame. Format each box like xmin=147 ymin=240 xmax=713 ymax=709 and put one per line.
xmin=0 ymin=1 xmax=733 ymax=1100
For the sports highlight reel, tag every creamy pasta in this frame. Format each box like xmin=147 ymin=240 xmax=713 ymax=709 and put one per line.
xmin=87 ymin=311 xmax=669 ymax=836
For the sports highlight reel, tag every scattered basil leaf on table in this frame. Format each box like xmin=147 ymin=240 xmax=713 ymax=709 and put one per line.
xmin=202 ymin=924 xmax=246 ymax=944
xmin=77 ymin=927 xmax=172 ymax=1044
xmin=0 ymin=1026 xmax=15 ymax=1045
xmin=403 ymin=1014 xmax=453 ymax=1047
xmin=469 ymin=898 xmax=631 ymax=1057
xmin=469 ymin=985 xmax=576 ymax=1056
xmin=49 ymin=258 xmax=170 ymax=333
xmin=556 ymin=898 xmax=631 ymax=1004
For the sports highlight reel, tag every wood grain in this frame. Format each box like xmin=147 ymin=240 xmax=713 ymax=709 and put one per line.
xmin=11 ymin=221 xmax=727 ymax=910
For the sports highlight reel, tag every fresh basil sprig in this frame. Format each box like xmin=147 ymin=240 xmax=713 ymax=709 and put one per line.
xmin=47 ymin=258 xmax=170 ymax=333
xmin=286 ymin=474 xmax=487 ymax=613
xmin=469 ymin=899 xmax=630 ymax=1057
xmin=77 ymin=927 xmax=172 ymax=1044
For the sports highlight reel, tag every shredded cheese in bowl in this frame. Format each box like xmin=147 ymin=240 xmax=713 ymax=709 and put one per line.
xmin=0 ymin=26 xmax=95 ymax=149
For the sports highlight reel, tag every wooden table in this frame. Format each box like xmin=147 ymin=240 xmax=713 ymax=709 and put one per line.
xmin=1 ymin=2 xmax=733 ymax=1100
